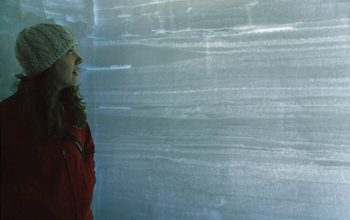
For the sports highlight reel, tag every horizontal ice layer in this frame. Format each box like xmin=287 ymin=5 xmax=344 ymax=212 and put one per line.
xmin=82 ymin=1 xmax=350 ymax=217
xmin=2 ymin=0 xmax=349 ymax=219
xmin=92 ymin=0 xmax=350 ymax=37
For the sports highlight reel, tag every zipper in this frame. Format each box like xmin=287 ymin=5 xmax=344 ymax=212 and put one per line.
xmin=63 ymin=150 xmax=68 ymax=159
xmin=63 ymin=131 xmax=84 ymax=159
xmin=75 ymin=141 xmax=83 ymax=152
xmin=62 ymin=149 xmax=78 ymax=219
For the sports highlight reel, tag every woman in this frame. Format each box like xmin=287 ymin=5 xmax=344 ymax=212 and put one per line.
xmin=1 ymin=23 xmax=96 ymax=220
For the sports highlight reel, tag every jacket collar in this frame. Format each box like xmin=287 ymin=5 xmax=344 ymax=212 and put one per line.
xmin=12 ymin=80 xmax=28 ymax=103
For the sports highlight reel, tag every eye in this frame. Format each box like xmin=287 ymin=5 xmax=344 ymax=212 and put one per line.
xmin=68 ymin=50 xmax=74 ymax=55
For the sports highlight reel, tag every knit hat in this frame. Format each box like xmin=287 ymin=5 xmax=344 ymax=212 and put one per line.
xmin=15 ymin=23 xmax=78 ymax=79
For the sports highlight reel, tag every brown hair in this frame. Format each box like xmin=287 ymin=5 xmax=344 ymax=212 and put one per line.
xmin=20 ymin=69 xmax=87 ymax=138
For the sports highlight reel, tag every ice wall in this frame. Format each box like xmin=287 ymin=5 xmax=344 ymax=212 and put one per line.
xmin=1 ymin=0 xmax=350 ymax=219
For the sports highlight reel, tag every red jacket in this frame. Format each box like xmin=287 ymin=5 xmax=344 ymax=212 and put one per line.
xmin=1 ymin=84 xmax=96 ymax=220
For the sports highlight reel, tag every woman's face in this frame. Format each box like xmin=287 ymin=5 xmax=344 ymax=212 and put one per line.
xmin=51 ymin=45 xmax=83 ymax=91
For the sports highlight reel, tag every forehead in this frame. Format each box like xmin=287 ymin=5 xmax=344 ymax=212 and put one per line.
xmin=64 ymin=45 xmax=77 ymax=53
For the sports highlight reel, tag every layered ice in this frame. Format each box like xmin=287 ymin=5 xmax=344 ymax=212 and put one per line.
xmin=1 ymin=0 xmax=350 ymax=219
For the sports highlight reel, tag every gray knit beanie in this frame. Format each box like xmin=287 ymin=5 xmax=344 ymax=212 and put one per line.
xmin=15 ymin=23 xmax=78 ymax=79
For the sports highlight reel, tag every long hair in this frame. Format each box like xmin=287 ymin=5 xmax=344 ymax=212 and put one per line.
xmin=19 ymin=69 xmax=87 ymax=138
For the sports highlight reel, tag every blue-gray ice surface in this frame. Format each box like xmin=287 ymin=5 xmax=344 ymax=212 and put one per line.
xmin=1 ymin=0 xmax=350 ymax=219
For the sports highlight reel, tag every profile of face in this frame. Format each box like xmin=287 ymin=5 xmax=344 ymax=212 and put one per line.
xmin=51 ymin=45 xmax=83 ymax=91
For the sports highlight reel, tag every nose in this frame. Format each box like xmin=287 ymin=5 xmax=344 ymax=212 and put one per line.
xmin=76 ymin=54 xmax=83 ymax=65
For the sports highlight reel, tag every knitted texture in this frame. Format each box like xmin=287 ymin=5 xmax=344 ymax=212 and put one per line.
xmin=15 ymin=23 xmax=78 ymax=79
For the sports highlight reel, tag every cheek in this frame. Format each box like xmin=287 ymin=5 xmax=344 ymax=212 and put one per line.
xmin=52 ymin=63 xmax=73 ymax=84
xmin=56 ymin=62 xmax=72 ymax=74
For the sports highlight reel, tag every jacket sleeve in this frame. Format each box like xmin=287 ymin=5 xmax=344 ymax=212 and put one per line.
xmin=1 ymin=158 xmax=24 ymax=219
xmin=1 ymin=102 xmax=22 ymax=218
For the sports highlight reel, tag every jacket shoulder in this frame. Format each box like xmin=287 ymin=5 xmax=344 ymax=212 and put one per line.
xmin=1 ymin=94 xmax=21 ymax=109
xmin=1 ymin=95 xmax=22 ymax=124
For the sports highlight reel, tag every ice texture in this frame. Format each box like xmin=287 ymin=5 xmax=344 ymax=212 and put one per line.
xmin=1 ymin=0 xmax=350 ymax=219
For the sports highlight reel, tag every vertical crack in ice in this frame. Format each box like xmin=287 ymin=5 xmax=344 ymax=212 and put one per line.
xmin=186 ymin=0 xmax=192 ymax=30
xmin=245 ymin=0 xmax=259 ymax=26
xmin=93 ymin=0 xmax=98 ymax=26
